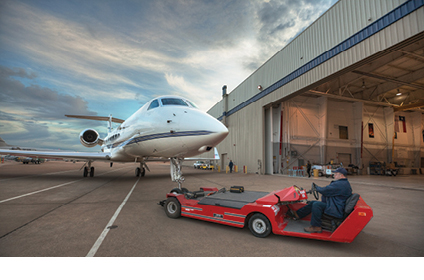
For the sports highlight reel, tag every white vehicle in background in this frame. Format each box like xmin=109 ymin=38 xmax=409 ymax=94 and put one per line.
xmin=312 ymin=164 xmax=338 ymax=178
xmin=193 ymin=161 xmax=206 ymax=169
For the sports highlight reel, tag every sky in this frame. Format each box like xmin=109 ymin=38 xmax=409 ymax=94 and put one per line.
xmin=0 ymin=0 xmax=337 ymax=151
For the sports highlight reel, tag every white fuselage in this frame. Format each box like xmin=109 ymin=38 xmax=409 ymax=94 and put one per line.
xmin=102 ymin=96 xmax=228 ymax=162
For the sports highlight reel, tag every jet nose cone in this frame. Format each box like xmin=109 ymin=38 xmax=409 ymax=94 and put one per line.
xmin=220 ymin=123 xmax=229 ymax=137
xmin=211 ymin=118 xmax=228 ymax=143
xmin=217 ymin=120 xmax=229 ymax=134
xmin=181 ymin=108 xmax=228 ymax=147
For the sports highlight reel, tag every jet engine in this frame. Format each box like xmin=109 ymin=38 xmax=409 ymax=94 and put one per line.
xmin=80 ymin=129 xmax=103 ymax=148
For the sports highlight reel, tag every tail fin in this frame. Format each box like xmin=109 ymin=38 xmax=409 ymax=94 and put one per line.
xmin=214 ymin=147 xmax=220 ymax=160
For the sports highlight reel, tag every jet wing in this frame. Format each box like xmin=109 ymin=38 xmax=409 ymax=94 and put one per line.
xmin=0 ymin=149 xmax=111 ymax=161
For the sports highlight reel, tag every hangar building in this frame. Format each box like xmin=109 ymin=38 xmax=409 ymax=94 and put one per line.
xmin=207 ymin=0 xmax=424 ymax=176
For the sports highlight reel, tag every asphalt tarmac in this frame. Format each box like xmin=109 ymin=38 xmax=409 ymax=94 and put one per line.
xmin=1 ymin=160 xmax=423 ymax=257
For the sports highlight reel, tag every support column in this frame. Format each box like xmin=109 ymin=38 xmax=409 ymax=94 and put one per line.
xmin=411 ymin=111 xmax=422 ymax=168
xmin=272 ymin=104 xmax=282 ymax=174
xmin=222 ymin=85 xmax=228 ymax=126
xmin=384 ymin=106 xmax=394 ymax=163
xmin=317 ymin=97 xmax=328 ymax=164
xmin=354 ymin=102 xmax=364 ymax=168
xmin=264 ymin=107 xmax=273 ymax=175
xmin=280 ymin=101 xmax=290 ymax=174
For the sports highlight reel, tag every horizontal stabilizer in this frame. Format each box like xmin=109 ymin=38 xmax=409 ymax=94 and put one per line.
xmin=65 ymin=115 xmax=125 ymax=124
xmin=185 ymin=147 xmax=220 ymax=161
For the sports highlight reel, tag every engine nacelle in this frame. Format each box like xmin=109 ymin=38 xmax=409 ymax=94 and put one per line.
xmin=79 ymin=129 xmax=102 ymax=148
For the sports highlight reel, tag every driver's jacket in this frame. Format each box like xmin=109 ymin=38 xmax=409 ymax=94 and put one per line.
xmin=316 ymin=178 xmax=352 ymax=218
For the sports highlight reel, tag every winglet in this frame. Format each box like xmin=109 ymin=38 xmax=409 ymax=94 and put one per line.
xmin=214 ymin=147 xmax=220 ymax=160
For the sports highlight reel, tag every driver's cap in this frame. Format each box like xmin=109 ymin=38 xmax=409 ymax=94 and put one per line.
xmin=334 ymin=167 xmax=347 ymax=175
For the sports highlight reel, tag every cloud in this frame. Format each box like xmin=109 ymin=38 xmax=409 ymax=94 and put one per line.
xmin=253 ymin=0 xmax=336 ymax=62
xmin=164 ymin=73 xmax=211 ymax=109
xmin=1 ymin=2 xmax=165 ymax=94
xmin=0 ymin=66 xmax=102 ymax=150
xmin=0 ymin=66 xmax=37 ymax=79
xmin=0 ymin=67 xmax=96 ymax=119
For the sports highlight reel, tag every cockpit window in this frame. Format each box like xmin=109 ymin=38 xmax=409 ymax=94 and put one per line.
xmin=148 ymin=99 xmax=159 ymax=110
xmin=161 ymin=98 xmax=189 ymax=106
xmin=186 ymin=100 xmax=198 ymax=108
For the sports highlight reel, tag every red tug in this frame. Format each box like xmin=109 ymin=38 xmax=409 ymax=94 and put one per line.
xmin=160 ymin=184 xmax=373 ymax=243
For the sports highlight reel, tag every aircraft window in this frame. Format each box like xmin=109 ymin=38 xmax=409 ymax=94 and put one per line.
xmin=186 ymin=100 xmax=198 ymax=108
xmin=148 ymin=99 xmax=159 ymax=110
xmin=161 ymin=98 xmax=189 ymax=106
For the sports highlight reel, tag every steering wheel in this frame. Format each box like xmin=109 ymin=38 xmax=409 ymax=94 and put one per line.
xmin=311 ymin=183 xmax=319 ymax=200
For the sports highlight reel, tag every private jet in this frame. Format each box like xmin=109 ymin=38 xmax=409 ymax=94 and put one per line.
xmin=0 ymin=96 xmax=229 ymax=189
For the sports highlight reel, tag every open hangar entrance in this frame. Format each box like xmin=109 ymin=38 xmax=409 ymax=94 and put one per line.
xmin=264 ymin=35 xmax=424 ymax=176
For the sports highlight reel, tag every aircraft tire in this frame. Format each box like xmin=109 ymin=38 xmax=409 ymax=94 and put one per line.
xmin=83 ymin=167 xmax=88 ymax=177
xmin=90 ymin=167 xmax=95 ymax=177
xmin=141 ymin=168 xmax=145 ymax=177
xmin=135 ymin=167 xmax=141 ymax=177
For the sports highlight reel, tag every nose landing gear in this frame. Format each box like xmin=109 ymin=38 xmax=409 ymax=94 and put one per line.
xmin=170 ymin=157 xmax=185 ymax=190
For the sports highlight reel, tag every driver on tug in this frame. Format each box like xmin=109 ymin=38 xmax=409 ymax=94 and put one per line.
xmin=294 ymin=167 xmax=352 ymax=233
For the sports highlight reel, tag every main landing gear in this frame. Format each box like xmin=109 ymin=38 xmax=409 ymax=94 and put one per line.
xmin=135 ymin=167 xmax=146 ymax=177
xmin=83 ymin=161 xmax=95 ymax=177
xmin=135 ymin=161 xmax=148 ymax=177
xmin=82 ymin=161 xmax=147 ymax=178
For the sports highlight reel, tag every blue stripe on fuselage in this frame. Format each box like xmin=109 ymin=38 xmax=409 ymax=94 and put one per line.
xmin=113 ymin=130 xmax=214 ymax=149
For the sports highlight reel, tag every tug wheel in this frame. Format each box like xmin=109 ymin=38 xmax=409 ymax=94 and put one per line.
xmin=164 ymin=198 xmax=181 ymax=219
xmin=248 ymin=213 xmax=272 ymax=238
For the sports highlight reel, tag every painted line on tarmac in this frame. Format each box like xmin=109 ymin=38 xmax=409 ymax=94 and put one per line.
xmin=44 ymin=169 xmax=82 ymax=176
xmin=86 ymin=176 xmax=140 ymax=257
xmin=0 ymin=166 xmax=106 ymax=182
xmin=0 ymin=179 xmax=84 ymax=204
xmin=0 ymin=166 xmax=131 ymax=204
xmin=0 ymin=169 xmax=79 ymax=182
